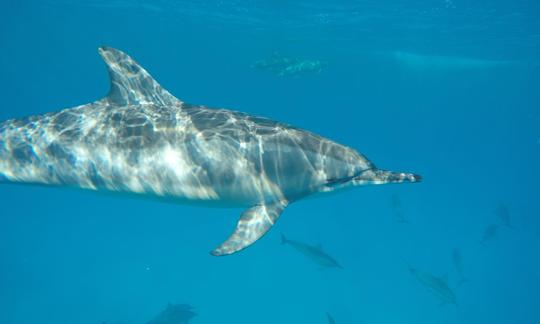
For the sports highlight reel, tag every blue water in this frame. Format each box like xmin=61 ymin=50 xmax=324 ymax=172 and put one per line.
xmin=1 ymin=1 xmax=539 ymax=323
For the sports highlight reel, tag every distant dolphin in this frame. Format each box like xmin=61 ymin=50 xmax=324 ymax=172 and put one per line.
xmin=281 ymin=234 xmax=342 ymax=268
xmin=326 ymin=312 xmax=336 ymax=324
xmin=480 ymin=224 xmax=499 ymax=246
xmin=408 ymin=265 xmax=457 ymax=305
xmin=390 ymin=193 xmax=409 ymax=223
xmin=148 ymin=303 xmax=196 ymax=324
xmin=252 ymin=52 xmax=326 ymax=77
xmin=451 ymin=248 xmax=469 ymax=286
xmin=0 ymin=47 xmax=420 ymax=256
xmin=494 ymin=203 xmax=513 ymax=229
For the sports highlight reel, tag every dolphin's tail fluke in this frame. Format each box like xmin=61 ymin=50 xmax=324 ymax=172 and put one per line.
xmin=354 ymin=169 xmax=422 ymax=185
xmin=280 ymin=233 xmax=288 ymax=245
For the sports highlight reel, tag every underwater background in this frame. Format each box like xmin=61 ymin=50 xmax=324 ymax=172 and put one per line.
xmin=1 ymin=0 xmax=539 ymax=323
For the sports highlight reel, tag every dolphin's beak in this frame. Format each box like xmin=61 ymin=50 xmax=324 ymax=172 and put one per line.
xmin=353 ymin=169 xmax=422 ymax=185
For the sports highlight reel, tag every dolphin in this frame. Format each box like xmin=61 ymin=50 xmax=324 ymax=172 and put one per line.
xmin=390 ymin=193 xmax=409 ymax=223
xmin=252 ymin=53 xmax=326 ymax=77
xmin=0 ymin=47 xmax=420 ymax=256
xmin=281 ymin=234 xmax=342 ymax=268
xmin=494 ymin=203 xmax=513 ymax=229
xmin=451 ymin=248 xmax=469 ymax=286
xmin=408 ymin=265 xmax=457 ymax=305
xmin=480 ymin=224 xmax=499 ymax=246
xmin=326 ymin=312 xmax=336 ymax=324
xmin=147 ymin=303 xmax=196 ymax=324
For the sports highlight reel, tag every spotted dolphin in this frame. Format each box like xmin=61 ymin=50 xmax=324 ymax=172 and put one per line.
xmin=0 ymin=47 xmax=421 ymax=256
xmin=408 ymin=265 xmax=457 ymax=305
xmin=281 ymin=234 xmax=342 ymax=268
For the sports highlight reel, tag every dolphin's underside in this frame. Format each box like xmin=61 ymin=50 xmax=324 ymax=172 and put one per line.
xmin=0 ymin=47 xmax=421 ymax=256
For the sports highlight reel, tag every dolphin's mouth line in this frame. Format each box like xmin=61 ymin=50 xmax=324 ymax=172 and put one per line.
xmin=325 ymin=168 xmax=374 ymax=187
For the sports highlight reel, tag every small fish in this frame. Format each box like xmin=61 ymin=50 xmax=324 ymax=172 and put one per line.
xmin=451 ymin=248 xmax=469 ymax=285
xmin=495 ymin=203 xmax=513 ymax=229
xmin=281 ymin=234 xmax=342 ymax=268
xmin=408 ymin=265 xmax=457 ymax=305
xmin=327 ymin=312 xmax=336 ymax=324
xmin=480 ymin=224 xmax=499 ymax=245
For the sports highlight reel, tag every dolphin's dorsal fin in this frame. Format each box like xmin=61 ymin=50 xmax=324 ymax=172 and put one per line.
xmin=98 ymin=46 xmax=181 ymax=106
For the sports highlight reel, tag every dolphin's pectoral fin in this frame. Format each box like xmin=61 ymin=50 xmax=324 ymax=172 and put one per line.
xmin=97 ymin=46 xmax=181 ymax=106
xmin=211 ymin=200 xmax=288 ymax=256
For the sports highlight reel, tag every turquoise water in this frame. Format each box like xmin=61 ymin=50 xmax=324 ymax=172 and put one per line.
xmin=1 ymin=1 xmax=539 ymax=323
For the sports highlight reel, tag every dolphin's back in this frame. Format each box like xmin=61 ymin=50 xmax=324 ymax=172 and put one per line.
xmin=0 ymin=99 xmax=364 ymax=204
